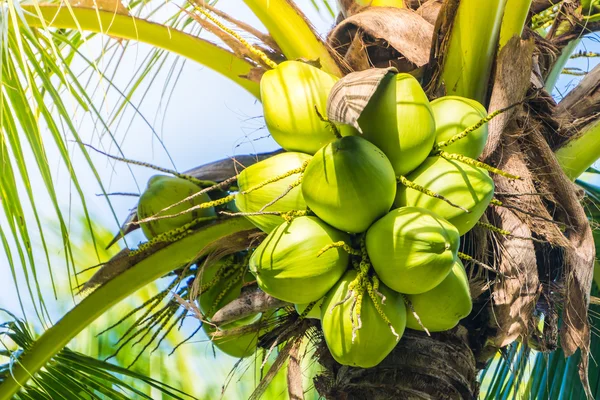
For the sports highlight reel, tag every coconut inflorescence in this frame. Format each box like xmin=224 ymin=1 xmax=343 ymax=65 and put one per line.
xmin=131 ymin=58 xmax=508 ymax=363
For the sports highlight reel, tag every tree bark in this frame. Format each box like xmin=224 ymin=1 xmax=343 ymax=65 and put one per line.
xmin=314 ymin=327 xmax=478 ymax=400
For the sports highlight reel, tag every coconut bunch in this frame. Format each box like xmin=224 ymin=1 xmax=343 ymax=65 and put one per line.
xmin=233 ymin=61 xmax=506 ymax=368
xmin=132 ymin=60 xmax=507 ymax=368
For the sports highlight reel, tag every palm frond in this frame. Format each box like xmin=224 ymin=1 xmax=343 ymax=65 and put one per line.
xmin=0 ymin=310 xmax=196 ymax=400
xmin=0 ymin=217 xmax=254 ymax=399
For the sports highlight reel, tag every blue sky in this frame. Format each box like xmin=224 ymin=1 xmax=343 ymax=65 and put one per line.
xmin=1 ymin=2 xmax=600 ymax=396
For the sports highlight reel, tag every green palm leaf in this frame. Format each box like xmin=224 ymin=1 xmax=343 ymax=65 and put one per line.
xmin=0 ymin=310 xmax=196 ymax=400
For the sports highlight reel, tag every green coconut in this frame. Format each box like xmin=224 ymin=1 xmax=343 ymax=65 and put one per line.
xmin=405 ymin=259 xmax=472 ymax=332
xmin=395 ymin=156 xmax=495 ymax=235
xmin=235 ymin=152 xmax=311 ymax=232
xmin=261 ymin=61 xmax=339 ymax=154
xmin=321 ymin=270 xmax=407 ymax=368
xmin=295 ymin=298 xmax=325 ymax=320
xmin=357 ymin=73 xmax=436 ymax=176
xmin=137 ymin=175 xmax=216 ymax=240
xmin=202 ymin=324 xmax=260 ymax=359
xmin=197 ymin=258 xmax=259 ymax=327
xmin=302 ymin=136 xmax=397 ymax=233
xmin=431 ymin=96 xmax=488 ymax=158
xmin=366 ymin=207 xmax=460 ymax=294
xmin=199 ymin=259 xmax=262 ymax=359
xmin=249 ymin=216 xmax=350 ymax=303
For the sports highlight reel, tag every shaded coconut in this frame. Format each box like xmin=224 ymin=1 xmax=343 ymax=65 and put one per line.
xmin=431 ymin=96 xmax=488 ymax=158
xmin=395 ymin=156 xmax=494 ymax=235
xmin=137 ymin=175 xmax=216 ymax=240
xmin=249 ymin=216 xmax=350 ymax=303
xmin=366 ymin=207 xmax=459 ymax=294
xmin=302 ymin=136 xmax=396 ymax=233
xmin=236 ymin=152 xmax=310 ymax=232
xmin=405 ymin=259 xmax=472 ymax=332
xmin=357 ymin=73 xmax=436 ymax=176
xmin=321 ymin=270 xmax=407 ymax=368
xmin=197 ymin=259 xmax=259 ymax=327
xmin=261 ymin=61 xmax=339 ymax=154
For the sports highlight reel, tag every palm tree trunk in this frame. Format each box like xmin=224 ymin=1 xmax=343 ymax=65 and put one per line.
xmin=314 ymin=328 xmax=478 ymax=399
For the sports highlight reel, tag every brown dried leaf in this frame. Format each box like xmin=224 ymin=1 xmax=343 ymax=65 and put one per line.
xmin=327 ymin=67 xmax=396 ymax=131
xmin=249 ymin=335 xmax=305 ymax=400
xmin=483 ymin=37 xmax=534 ymax=160
xmin=328 ymin=7 xmax=433 ymax=72
xmin=416 ymin=0 xmax=442 ymax=25
xmin=287 ymin=337 xmax=305 ymax=400
xmin=211 ymin=287 xmax=291 ymax=326
xmin=488 ymin=206 xmax=541 ymax=347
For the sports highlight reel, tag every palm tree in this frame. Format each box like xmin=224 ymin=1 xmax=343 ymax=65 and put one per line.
xmin=1 ymin=0 xmax=600 ymax=398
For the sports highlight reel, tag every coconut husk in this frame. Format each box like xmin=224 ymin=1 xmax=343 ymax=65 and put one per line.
xmin=328 ymin=7 xmax=433 ymax=73
xmin=416 ymin=0 xmax=442 ymax=24
xmin=326 ymin=67 xmax=397 ymax=131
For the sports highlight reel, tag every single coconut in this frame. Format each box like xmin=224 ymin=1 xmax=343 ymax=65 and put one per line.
xmin=405 ymin=259 xmax=472 ymax=332
xmin=249 ymin=216 xmax=350 ymax=303
xmin=366 ymin=207 xmax=460 ymax=294
xmin=261 ymin=61 xmax=339 ymax=154
xmin=395 ymin=156 xmax=494 ymax=235
xmin=357 ymin=73 xmax=436 ymax=176
xmin=431 ymin=96 xmax=488 ymax=158
xmin=236 ymin=152 xmax=310 ymax=232
xmin=137 ymin=175 xmax=215 ymax=240
xmin=302 ymin=136 xmax=396 ymax=233
xmin=321 ymin=270 xmax=407 ymax=368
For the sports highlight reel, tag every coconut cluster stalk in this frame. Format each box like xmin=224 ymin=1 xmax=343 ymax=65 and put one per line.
xmin=242 ymin=0 xmax=342 ymax=76
xmin=441 ymin=0 xmax=508 ymax=103
xmin=498 ymin=0 xmax=533 ymax=49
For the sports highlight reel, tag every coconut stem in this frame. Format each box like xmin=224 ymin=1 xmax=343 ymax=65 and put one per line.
xmin=489 ymin=198 xmax=566 ymax=228
xmin=477 ymin=221 xmax=548 ymax=243
xmin=398 ymin=175 xmax=471 ymax=213
xmin=193 ymin=3 xmax=278 ymax=69
xmin=198 ymin=261 xmax=231 ymax=296
xmin=438 ymin=151 xmax=521 ymax=180
xmin=477 ymin=221 xmax=512 ymax=235
xmin=372 ymin=275 xmax=386 ymax=304
xmin=317 ymin=241 xmax=362 ymax=257
xmin=315 ymin=105 xmax=342 ymax=139
xmin=365 ymin=279 xmax=399 ymax=341
xmin=401 ymin=294 xmax=430 ymax=337
xmin=136 ymin=194 xmax=236 ymax=226
xmin=458 ymin=252 xmax=506 ymax=277
xmin=258 ymin=176 xmax=303 ymax=212
xmin=142 ymin=176 xmax=239 ymax=222
xmin=82 ymin=142 xmax=216 ymax=187
xmin=352 ymin=291 xmax=363 ymax=343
